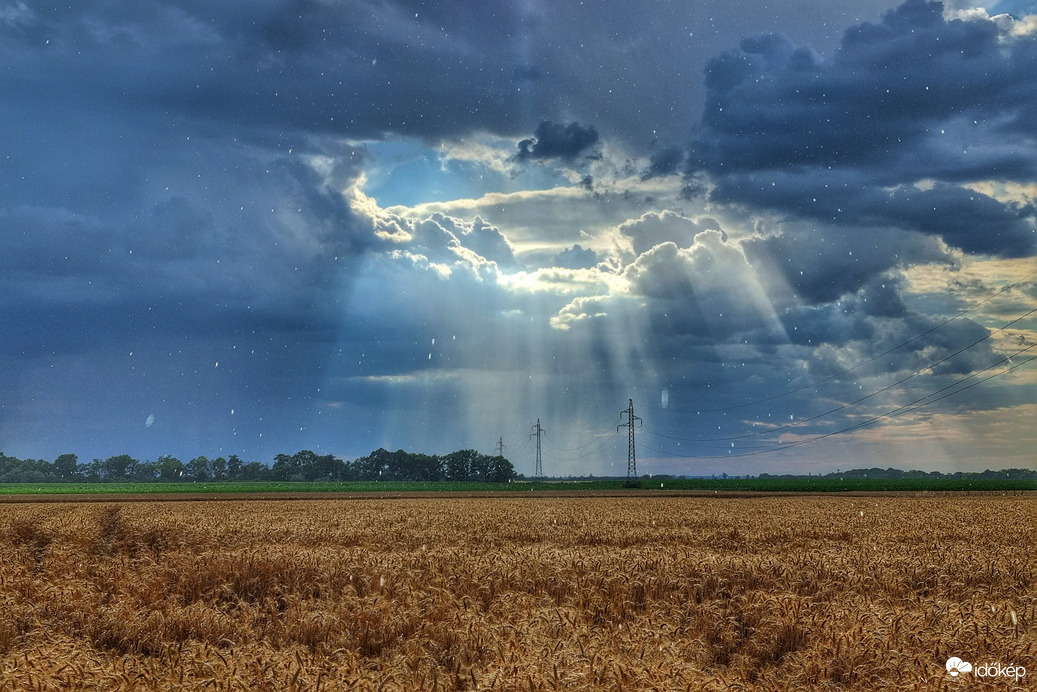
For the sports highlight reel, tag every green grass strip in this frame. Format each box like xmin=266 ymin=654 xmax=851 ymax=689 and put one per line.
xmin=0 ymin=476 xmax=1033 ymax=495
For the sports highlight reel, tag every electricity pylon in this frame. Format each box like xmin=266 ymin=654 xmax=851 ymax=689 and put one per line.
xmin=530 ymin=419 xmax=545 ymax=479
xmin=618 ymin=399 xmax=642 ymax=480
xmin=495 ymin=436 xmax=506 ymax=457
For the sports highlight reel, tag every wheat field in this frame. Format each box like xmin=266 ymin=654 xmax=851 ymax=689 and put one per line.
xmin=0 ymin=495 xmax=1033 ymax=690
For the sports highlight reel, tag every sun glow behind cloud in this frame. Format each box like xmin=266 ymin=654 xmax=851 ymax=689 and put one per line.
xmin=338 ymin=135 xmax=1036 ymax=475
xmin=257 ymin=14 xmax=1037 ymax=472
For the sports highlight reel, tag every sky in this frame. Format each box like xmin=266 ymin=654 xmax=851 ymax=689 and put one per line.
xmin=1 ymin=0 xmax=1035 ymax=477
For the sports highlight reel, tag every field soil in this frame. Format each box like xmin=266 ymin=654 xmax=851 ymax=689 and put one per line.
xmin=1 ymin=496 xmax=1033 ymax=690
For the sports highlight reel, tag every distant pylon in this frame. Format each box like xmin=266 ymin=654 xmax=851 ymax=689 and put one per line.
xmin=618 ymin=399 xmax=642 ymax=479
xmin=530 ymin=419 xmax=545 ymax=479
xmin=495 ymin=436 xmax=506 ymax=457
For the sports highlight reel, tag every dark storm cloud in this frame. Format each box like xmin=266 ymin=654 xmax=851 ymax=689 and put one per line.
xmin=0 ymin=53 xmax=370 ymax=465
xmin=848 ymin=273 xmax=908 ymax=318
xmin=742 ymin=223 xmax=952 ymax=304
xmin=781 ymin=287 xmax=1004 ymax=378
xmin=716 ymin=171 xmax=1035 ymax=257
xmin=516 ymin=121 xmax=601 ymax=162
xmin=642 ymin=145 xmax=686 ymax=180
xmin=0 ymin=153 xmax=363 ymax=360
xmin=0 ymin=0 xmax=914 ymax=153
xmin=0 ymin=0 xmax=550 ymax=144
xmin=693 ymin=1 xmax=1037 ymax=176
xmin=687 ymin=0 xmax=1037 ymax=257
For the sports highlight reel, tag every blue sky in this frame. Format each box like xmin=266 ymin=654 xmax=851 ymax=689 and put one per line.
xmin=1 ymin=0 xmax=1035 ymax=476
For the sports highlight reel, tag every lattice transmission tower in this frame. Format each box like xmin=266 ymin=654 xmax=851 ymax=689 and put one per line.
xmin=530 ymin=419 xmax=545 ymax=479
xmin=617 ymin=399 xmax=642 ymax=480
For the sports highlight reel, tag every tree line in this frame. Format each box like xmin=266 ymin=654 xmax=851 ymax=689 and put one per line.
xmin=758 ymin=467 xmax=1037 ymax=480
xmin=0 ymin=449 xmax=516 ymax=484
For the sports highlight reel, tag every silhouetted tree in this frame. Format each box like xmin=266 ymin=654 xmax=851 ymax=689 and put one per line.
xmin=210 ymin=457 xmax=228 ymax=481
xmin=486 ymin=455 xmax=515 ymax=483
xmin=444 ymin=449 xmax=478 ymax=481
xmin=239 ymin=461 xmax=270 ymax=481
xmin=53 ymin=453 xmax=78 ymax=480
xmin=227 ymin=454 xmax=244 ymax=480
xmin=101 ymin=455 xmax=137 ymax=481
xmin=184 ymin=456 xmax=211 ymax=482
xmin=155 ymin=455 xmax=184 ymax=481
xmin=131 ymin=460 xmax=159 ymax=481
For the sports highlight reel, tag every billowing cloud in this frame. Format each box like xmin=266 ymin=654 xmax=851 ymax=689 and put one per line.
xmin=550 ymin=295 xmax=613 ymax=331
xmin=552 ymin=244 xmax=599 ymax=269
xmin=621 ymin=231 xmax=785 ymax=343
xmin=618 ymin=211 xmax=723 ymax=258
xmin=687 ymin=0 xmax=1037 ymax=257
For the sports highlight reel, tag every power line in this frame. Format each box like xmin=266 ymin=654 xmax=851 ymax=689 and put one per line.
xmin=642 ymin=343 xmax=1037 ymax=459
xmin=544 ymin=430 xmax=623 ymax=461
xmin=753 ymin=348 xmax=1037 ymax=458
xmin=530 ymin=409 xmax=631 ymax=464
xmin=537 ymin=409 xmax=630 ymax=453
xmin=511 ymin=435 xmax=531 ymax=456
